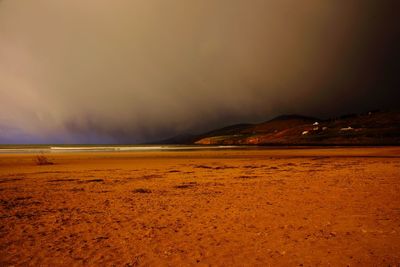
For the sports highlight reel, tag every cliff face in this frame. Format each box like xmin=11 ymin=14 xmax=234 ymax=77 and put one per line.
xmin=194 ymin=111 xmax=400 ymax=145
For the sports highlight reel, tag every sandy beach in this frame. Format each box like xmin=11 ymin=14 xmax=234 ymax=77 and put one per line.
xmin=1 ymin=147 xmax=400 ymax=266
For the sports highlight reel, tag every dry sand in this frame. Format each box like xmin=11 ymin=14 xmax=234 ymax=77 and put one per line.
xmin=1 ymin=147 xmax=400 ymax=266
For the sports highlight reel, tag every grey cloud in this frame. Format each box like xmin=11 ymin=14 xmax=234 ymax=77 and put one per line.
xmin=1 ymin=0 xmax=399 ymax=143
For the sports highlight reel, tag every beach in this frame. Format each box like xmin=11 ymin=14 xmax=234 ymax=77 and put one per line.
xmin=1 ymin=147 xmax=400 ymax=266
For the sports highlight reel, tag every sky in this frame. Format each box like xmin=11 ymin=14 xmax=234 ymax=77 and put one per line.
xmin=0 ymin=0 xmax=399 ymax=144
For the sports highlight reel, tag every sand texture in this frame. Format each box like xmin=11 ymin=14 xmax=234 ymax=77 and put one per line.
xmin=1 ymin=147 xmax=400 ymax=266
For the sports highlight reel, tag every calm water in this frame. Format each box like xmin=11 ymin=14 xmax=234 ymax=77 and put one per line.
xmin=0 ymin=145 xmax=242 ymax=154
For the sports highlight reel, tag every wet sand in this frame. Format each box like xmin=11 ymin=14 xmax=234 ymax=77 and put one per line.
xmin=1 ymin=147 xmax=400 ymax=266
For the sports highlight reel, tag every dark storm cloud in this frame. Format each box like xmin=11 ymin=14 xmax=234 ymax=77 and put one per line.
xmin=0 ymin=0 xmax=399 ymax=143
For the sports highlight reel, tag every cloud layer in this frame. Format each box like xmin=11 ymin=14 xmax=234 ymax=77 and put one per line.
xmin=1 ymin=1 xmax=399 ymax=143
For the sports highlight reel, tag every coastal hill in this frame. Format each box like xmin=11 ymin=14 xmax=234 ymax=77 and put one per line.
xmin=160 ymin=111 xmax=400 ymax=145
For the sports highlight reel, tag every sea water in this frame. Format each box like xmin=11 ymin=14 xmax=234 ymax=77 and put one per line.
xmin=0 ymin=145 xmax=240 ymax=154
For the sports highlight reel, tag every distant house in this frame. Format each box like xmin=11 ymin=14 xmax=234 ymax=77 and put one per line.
xmin=340 ymin=126 xmax=354 ymax=131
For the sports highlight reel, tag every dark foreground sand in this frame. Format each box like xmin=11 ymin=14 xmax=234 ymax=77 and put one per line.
xmin=1 ymin=147 xmax=400 ymax=266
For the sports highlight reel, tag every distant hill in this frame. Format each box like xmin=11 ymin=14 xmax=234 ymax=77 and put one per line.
xmin=158 ymin=111 xmax=400 ymax=145
xmin=154 ymin=134 xmax=199 ymax=145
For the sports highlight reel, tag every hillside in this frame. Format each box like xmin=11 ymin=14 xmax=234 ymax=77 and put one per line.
xmin=161 ymin=111 xmax=400 ymax=145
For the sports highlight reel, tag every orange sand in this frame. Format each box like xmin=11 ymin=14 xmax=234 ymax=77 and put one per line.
xmin=1 ymin=147 xmax=400 ymax=266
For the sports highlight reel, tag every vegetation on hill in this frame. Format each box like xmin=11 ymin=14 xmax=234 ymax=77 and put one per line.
xmin=160 ymin=111 xmax=400 ymax=145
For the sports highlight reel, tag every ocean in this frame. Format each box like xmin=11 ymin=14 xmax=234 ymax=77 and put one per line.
xmin=0 ymin=145 xmax=241 ymax=154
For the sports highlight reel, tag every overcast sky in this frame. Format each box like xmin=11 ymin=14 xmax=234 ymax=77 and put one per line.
xmin=0 ymin=0 xmax=399 ymax=144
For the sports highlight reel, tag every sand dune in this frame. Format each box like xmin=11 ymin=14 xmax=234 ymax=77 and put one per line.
xmin=1 ymin=147 xmax=400 ymax=266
